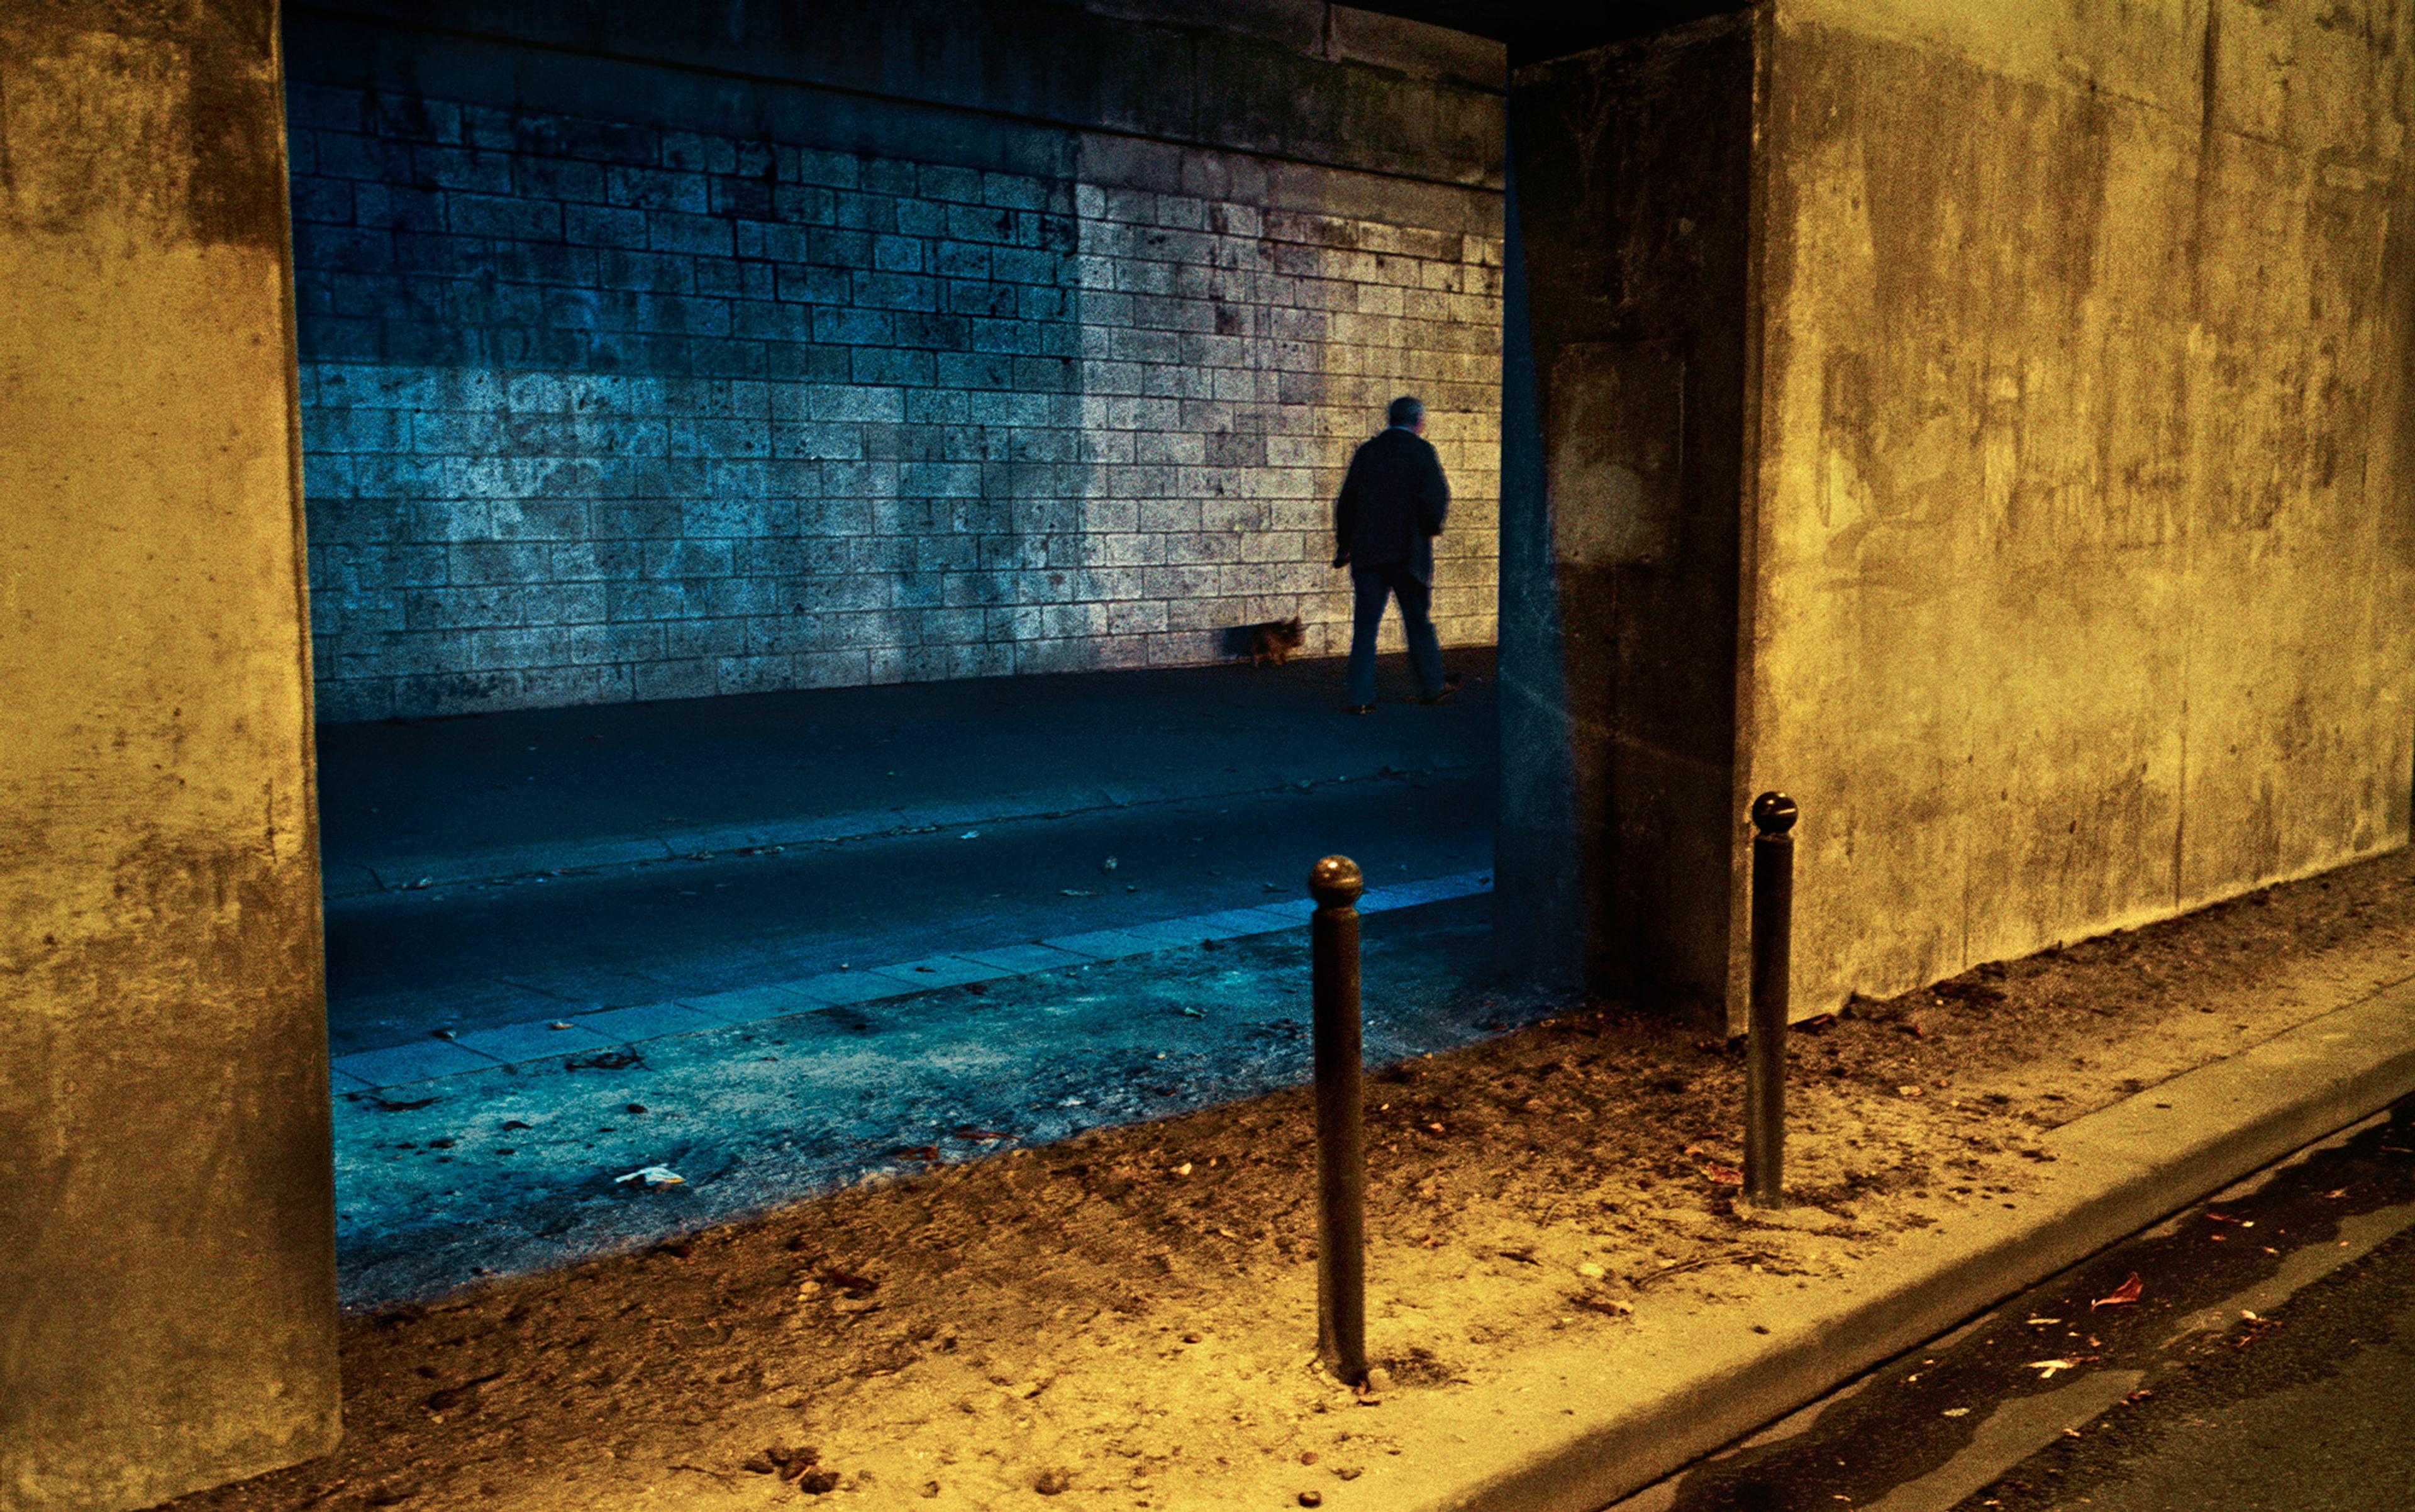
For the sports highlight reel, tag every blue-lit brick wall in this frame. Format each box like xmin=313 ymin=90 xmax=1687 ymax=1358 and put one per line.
xmin=289 ymin=82 xmax=1503 ymax=720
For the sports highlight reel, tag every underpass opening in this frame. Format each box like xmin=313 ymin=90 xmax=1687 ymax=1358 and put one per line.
xmin=282 ymin=0 xmax=1556 ymax=1305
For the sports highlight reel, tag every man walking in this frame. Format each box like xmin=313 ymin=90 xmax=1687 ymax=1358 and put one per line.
xmin=1333 ymin=394 xmax=1458 ymax=714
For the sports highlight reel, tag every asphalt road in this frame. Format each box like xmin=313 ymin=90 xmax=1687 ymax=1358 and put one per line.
xmin=1609 ymin=1097 xmax=2415 ymax=1512
xmin=323 ymin=765 xmax=1497 ymax=1055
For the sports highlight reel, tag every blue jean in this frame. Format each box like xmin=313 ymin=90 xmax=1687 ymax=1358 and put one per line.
xmin=1345 ymin=564 xmax=1446 ymax=706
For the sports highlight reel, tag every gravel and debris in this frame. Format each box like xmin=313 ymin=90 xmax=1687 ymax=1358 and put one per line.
xmin=164 ymin=845 xmax=2415 ymax=1511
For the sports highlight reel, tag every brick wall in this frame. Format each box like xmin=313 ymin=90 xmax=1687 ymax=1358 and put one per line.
xmin=289 ymin=79 xmax=1504 ymax=720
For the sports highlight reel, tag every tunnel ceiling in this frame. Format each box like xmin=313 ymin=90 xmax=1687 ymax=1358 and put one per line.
xmin=1353 ymin=0 xmax=1748 ymax=65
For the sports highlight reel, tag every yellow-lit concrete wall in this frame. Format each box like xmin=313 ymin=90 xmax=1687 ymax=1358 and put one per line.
xmin=1742 ymin=0 xmax=2415 ymax=1014
xmin=0 ymin=3 xmax=340 ymax=1508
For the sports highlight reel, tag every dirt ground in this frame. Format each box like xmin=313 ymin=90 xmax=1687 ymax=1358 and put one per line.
xmin=165 ymin=848 xmax=2415 ymax=1512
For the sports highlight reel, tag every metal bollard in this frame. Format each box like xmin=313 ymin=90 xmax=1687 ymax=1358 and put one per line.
xmin=1745 ymin=792 xmax=1798 ymax=1205
xmin=1309 ymin=854 xmax=1368 ymax=1386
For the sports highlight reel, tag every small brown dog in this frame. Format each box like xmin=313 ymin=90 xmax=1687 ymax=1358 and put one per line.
xmin=1248 ymin=616 xmax=1306 ymax=667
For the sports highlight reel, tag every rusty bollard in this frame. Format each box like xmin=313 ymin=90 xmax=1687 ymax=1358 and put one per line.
xmin=1745 ymin=792 xmax=1798 ymax=1205
xmin=1310 ymin=854 xmax=1368 ymax=1385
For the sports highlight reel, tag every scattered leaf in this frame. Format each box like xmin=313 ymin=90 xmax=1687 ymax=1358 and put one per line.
xmin=2026 ymin=1355 xmax=2099 ymax=1378
xmin=613 ymin=1165 xmax=685 ymax=1187
xmin=2092 ymin=1273 xmax=2143 ymax=1309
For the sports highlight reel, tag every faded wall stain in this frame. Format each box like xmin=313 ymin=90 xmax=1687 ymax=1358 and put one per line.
xmin=0 ymin=0 xmax=287 ymax=249
xmin=1746 ymin=0 xmax=2415 ymax=1009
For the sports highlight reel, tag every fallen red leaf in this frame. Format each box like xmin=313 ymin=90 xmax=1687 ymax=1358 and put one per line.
xmin=1702 ymin=1162 xmax=1744 ymax=1186
xmin=2091 ymin=1272 xmax=2143 ymax=1309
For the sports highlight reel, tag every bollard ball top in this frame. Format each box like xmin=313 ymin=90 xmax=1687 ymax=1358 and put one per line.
xmin=1750 ymin=791 xmax=1799 ymax=835
xmin=1309 ymin=855 xmax=1365 ymax=908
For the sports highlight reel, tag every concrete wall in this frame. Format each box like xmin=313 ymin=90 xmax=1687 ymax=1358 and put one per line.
xmin=287 ymin=1 xmax=1507 ymax=720
xmin=1743 ymin=0 xmax=2415 ymax=1013
xmin=0 ymin=2 xmax=340 ymax=1509
xmin=1497 ymin=16 xmax=1758 ymax=1008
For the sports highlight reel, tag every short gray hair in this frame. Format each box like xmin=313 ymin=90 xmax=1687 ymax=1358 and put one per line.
xmin=1386 ymin=394 xmax=1424 ymax=428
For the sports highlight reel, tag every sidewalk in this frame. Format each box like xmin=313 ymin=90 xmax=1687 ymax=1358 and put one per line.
xmin=314 ymin=650 xmax=1496 ymax=898
xmin=168 ymin=839 xmax=2415 ymax=1512
xmin=324 ymin=887 xmax=1530 ymax=1309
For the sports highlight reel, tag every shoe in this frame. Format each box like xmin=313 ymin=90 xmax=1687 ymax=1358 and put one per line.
xmin=1416 ymin=674 xmax=1465 ymax=707
xmin=1343 ymin=703 xmax=1375 ymax=716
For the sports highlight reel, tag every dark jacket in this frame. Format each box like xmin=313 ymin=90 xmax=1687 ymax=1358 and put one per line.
xmin=1333 ymin=426 xmax=1450 ymax=584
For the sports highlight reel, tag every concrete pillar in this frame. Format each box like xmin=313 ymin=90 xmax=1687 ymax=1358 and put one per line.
xmin=1744 ymin=0 xmax=2413 ymax=1013
xmin=0 ymin=3 xmax=340 ymax=1508
xmin=1495 ymin=14 xmax=1760 ymax=1022
xmin=1499 ymin=0 xmax=2412 ymax=1026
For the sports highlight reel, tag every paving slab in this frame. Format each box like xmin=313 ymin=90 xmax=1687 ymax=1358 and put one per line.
xmin=957 ymin=942 xmax=1096 ymax=974
xmin=861 ymin=956 xmax=1016 ymax=989
xmin=1185 ymin=906 xmax=1306 ymax=937
xmin=566 ymin=1001 xmax=724 ymax=1044
xmin=330 ymin=1038 xmax=503 ymax=1089
xmin=450 ymin=1020 xmax=614 ymax=1065
xmin=1041 ymin=928 xmax=1173 ymax=960
xmin=782 ymin=969 xmax=923 ymax=1006
xmin=673 ymin=983 xmax=826 ymax=1025
xmin=1114 ymin=916 xmax=1253 ymax=948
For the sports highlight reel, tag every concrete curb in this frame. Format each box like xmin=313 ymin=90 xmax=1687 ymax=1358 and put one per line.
xmin=1386 ymin=977 xmax=2415 ymax=1512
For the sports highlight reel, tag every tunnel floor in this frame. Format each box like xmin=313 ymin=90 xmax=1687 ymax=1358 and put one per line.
xmin=313 ymin=648 xmax=1514 ymax=1303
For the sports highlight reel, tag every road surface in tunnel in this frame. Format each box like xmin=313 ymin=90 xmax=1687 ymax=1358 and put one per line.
xmin=317 ymin=650 xmax=1500 ymax=1056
